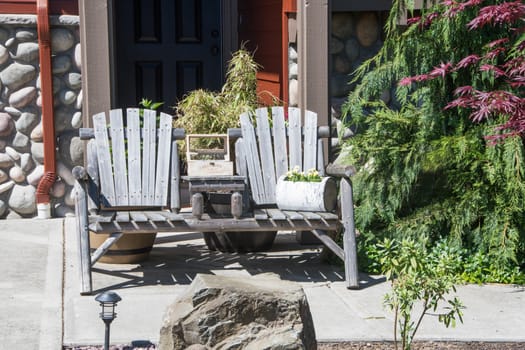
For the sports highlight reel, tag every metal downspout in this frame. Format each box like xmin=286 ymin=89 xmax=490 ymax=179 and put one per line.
xmin=36 ymin=0 xmax=56 ymax=218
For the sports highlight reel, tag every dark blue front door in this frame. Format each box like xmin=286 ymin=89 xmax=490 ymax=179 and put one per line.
xmin=114 ymin=0 xmax=222 ymax=111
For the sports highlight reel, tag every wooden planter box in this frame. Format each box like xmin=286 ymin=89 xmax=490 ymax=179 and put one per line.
xmin=186 ymin=134 xmax=233 ymax=176
xmin=275 ymin=176 xmax=337 ymax=212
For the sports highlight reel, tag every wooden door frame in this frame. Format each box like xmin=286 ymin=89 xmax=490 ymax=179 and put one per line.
xmin=79 ymin=0 xmax=237 ymax=127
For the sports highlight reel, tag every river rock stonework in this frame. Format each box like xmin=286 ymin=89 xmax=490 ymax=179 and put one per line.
xmin=159 ymin=273 xmax=317 ymax=350
xmin=0 ymin=15 xmax=81 ymax=218
xmin=288 ymin=11 xmax=387 ymax=118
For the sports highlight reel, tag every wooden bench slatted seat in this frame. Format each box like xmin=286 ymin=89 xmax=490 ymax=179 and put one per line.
xmin=74 ymin=107 xmax=358 ymax=295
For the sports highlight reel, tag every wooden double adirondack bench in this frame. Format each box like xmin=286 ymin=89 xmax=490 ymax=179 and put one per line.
xmin=74 ymin=107 xmax=359 ymax=295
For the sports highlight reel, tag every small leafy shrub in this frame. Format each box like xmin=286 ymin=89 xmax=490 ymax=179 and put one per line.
xmin=357 ymin=233 xmax=525 ymax=285
xmin=378 ymin=237 xmax=464 ymax=350
xmin=461 ymin=251 xmax=525 ymax=285
xmin=139 ymin=98 xmax=164 ymax=111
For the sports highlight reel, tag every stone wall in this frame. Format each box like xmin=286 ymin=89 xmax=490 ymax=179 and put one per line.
xmin=0 ymin=15 xmax=81 ymax=219
xmin=288 ymin=11 xmax=387 ymax=118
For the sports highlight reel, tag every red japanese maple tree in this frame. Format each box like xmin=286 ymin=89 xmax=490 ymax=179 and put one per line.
xmin=400 ymin=0 xmax=525 ymax=141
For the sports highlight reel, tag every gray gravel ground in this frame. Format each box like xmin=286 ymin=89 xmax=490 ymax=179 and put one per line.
xmin=64 ymin=341 xmax=525 ymax=349
xmin=318 ymin=342 xmax=525 ymax=349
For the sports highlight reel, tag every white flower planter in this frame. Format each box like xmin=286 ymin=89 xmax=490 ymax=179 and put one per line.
xmin=275 ymin=176 xmax=337 ymax=212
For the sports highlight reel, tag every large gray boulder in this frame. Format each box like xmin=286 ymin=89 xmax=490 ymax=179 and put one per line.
xmin=159 ymin=274 xmax=317 ymax=350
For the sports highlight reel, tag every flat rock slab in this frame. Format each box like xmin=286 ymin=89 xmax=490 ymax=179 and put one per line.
xmin=159 ymin=273 xmax=317 ymax=350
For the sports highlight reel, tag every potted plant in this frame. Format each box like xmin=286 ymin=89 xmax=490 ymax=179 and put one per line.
xmin=276 ymin=167 xmax=337 ymax=212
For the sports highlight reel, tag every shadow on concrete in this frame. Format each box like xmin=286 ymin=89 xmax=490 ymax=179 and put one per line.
xmin=91 ymin=232 xmax=361 ymax=294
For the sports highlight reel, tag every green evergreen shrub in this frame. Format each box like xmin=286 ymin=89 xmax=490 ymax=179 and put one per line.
xmin=342 ymin=0 xmax=525 ymax=283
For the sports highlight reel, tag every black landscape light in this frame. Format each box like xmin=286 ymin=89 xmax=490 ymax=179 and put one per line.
xmin=95 ymin=291 xmax=122 ymax=350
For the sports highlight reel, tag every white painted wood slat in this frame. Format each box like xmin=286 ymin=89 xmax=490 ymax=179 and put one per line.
xmin=86 ymin=139 xmax=99 ymax=211
xmin=170 ymin=140 xmax=181 ymax=212
xmin=235 ymin=139 xmax=248 ymax=180
xmin=266 ymin=208 xmax=287 ymax=220
xmin=126 ymin=108 xmax=142 ymax=205
xmin=272 ymin=106 xmax=288 ymax=179
xmin=93 ymin=112 xmax=116 ymax=207
xmin=240 ymin=113 xmax=266 ymax=204
xmin=303 ymin=110 xmax=318 ymax=172
xmin=129 ymin=211 xmax=148 ymax=222
xmin=145 ymin=211 xmax=166 ymax=222
xmin=142 ymin=109 xmax=156 ymax=205
xmin=115 ymin=211 xmax=130 ymax=222
xmin=255 ymin=107 xmax=276 ymax=203
xmin=317 ymin=139 xmax=326 ymax=176
xmin=288 ymin=107 xmax=302 ymax=171
xmin=109 ymin=109 xmax=129 ymax=206
xmin=154 ymin=112 xmax=173 ymax=206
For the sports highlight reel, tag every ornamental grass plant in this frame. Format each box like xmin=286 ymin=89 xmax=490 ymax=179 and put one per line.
xmin=174 ymin=47 xmax=260 ymax=152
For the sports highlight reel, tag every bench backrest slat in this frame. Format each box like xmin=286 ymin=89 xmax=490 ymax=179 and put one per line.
xmin=271 ymin=106 xmax=288 ymax=179
xmin=109 ymin=109 xmax=129 ymax=206
xmin=256 ymin=108 xmax=276 ymax=203
xmin=126 ymin=108 xmax=142 ymax=205
xmin=86 ymin=139 xmax=100 ymax=211
xmin=288 ymin=107 xmax=302 ymax=171
xmin=170 ymin=138 xmax=181 ymax=211
xmin=141 ymin=109 xmax=157 ymax=205
xmin=240 ymin=112 xmax=265 ymax=204
xmin=303 ymin=110 xmax=318 ymax=172
xmin=154 ymin=112 xmax=173 ymax=205
xmin=93 ymin=112 xmax=116 ymax=207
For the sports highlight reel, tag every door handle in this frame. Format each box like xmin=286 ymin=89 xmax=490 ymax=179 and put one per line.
xmin=211 ymin=46 xmax=219 ymax=56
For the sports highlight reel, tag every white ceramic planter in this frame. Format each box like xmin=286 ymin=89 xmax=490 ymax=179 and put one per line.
xmin=275 ymin=176 xmax=337 ymax=212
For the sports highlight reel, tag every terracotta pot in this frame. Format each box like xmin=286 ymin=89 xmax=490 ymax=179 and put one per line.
xmin=89 ymin=231 xmax=157 ymax=264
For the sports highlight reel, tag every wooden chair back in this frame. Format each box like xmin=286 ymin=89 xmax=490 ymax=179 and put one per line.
xmin=236 ymin=106 xmax=325 ymax=206
xmin=82 ymin=108 xmax=181 ymax=211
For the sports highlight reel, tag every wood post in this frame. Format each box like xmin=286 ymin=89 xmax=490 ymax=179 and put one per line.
xmin=340 ymin=178 xmax=359 ymax=289
xmin=231 ymin=192 xmax=243 ymax=219
xmin=192 ymin=193 xmax=204 ymax=219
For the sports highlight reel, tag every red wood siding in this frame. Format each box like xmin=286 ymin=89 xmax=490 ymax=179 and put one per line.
xmin=238 ymin=0 xmax=283 ymax=106
xmin=0 ymin=0 xmax=78 ymax=15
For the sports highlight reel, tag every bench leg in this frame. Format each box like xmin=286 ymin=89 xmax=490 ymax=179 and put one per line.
xmin=231 ymin=192 xmax=243 ymax=219
xmin=191 ymin=193 xmax=204 ymax=219
xmin=341 ymin=178 xmax=359 ymax=289
xmin=75 ymin=181 xmax=92 ymax=295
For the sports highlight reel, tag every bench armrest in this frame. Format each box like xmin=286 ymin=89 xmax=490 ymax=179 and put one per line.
xmin=325 ymin=163 xmax=356 ymax=179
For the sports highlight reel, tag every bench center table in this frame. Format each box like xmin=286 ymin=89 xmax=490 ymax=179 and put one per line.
xmin=182 ymin=175 xmax=246 ymax=219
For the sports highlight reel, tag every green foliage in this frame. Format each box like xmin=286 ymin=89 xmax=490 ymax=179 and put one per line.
xmin=139 ymin=98 xmax=164 ymax=111
xmin=342 ymin=0 xmax=525 ymax=283
xmin=379 ymin=237 xmax=464 ymax=350
xmin=174 ymin=47 xmax=260 ymax=151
